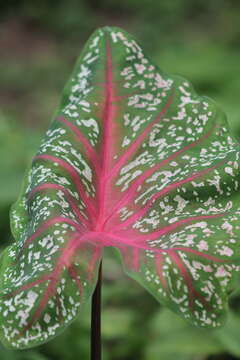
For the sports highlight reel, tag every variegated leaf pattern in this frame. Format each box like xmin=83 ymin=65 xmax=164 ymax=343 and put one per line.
xmin=1 ymin=26 xmax=240 ymax=349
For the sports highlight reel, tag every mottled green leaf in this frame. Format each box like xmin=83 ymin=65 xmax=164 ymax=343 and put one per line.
xmin=1 ymin=26 xmax=240 ymax=349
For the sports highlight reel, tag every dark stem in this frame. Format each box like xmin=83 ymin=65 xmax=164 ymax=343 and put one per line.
xmin=91 ymin=261 xmax=102 ymax=360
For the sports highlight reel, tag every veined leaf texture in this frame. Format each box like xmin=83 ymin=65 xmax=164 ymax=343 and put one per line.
xmin=1 ymin=26 xmax=240 ymax=348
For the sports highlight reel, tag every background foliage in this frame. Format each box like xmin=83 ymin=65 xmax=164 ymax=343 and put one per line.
xmin=1 ymin=1 xmax=240 ymax=359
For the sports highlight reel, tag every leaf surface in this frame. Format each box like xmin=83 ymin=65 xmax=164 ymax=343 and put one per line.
xmin=1 ymin=26 xmax=240 ymax=348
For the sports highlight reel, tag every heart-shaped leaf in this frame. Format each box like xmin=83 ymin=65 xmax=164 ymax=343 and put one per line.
xmin=1 ymin=26 xmax=240 ymax=349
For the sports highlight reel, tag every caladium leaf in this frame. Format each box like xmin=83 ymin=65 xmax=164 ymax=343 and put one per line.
xmin=1 ymin=26 xmax=240 ymax=349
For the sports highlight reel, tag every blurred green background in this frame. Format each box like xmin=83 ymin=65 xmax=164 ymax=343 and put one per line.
xmin=1 ymin=1 xmax=240 ymax=359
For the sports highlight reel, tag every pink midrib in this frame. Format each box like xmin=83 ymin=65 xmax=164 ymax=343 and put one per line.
xmin=94 ymin=40 xmax=115 ymax=231
xmin=94 ymin=41 xmax=174 ymax=232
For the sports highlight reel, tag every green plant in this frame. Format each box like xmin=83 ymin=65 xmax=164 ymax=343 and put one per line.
xmin=1 ymin=27 xmax=240 ymax=360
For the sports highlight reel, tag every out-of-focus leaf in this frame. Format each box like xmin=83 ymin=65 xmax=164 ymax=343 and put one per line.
xmin=0 ymin=113 xmax=40 ymax=204
xmin=102 ymin=308 xmax=134 ymax=339
xmin=144 ymin=309 xmax=224 ymax=360
xmin=214 ymin=310 xmax=240 ymax=357
xmin=0 ymin=344 xmax=48 ymax=360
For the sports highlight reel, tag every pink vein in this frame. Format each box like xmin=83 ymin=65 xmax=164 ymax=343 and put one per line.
xmin=34 ymin=154 xmax=97 ymax=221
xmin=114 ymin=159 xmax=224 ymax=231
xmin=20 ymin=232 xmax=102 ymax=334
xmin=100 ymin=215 xmax=224 ymax=248
xmin=58 ymin=116 xmax=100 ymax=174
xmin=172 ymin=247 xmax=225 ymax=262
xmin=168 ymin=250 xmax=209 ymax=309
xmin=129 ymin=213 xmax=224 ymax=241
xmin=28 ymin=183 xmax=90 ymax=228
xmin=5 ymin=274 xmax=50 ymax=298
xmin=104 ymin=124 xmax=216 ymax=228
xmin=113 ymin=91 xmax=139 ymax=102
xmin=20 ymin=216 xmax=82 ymax=253
xmin=107 ymin=89 xmax=174 ymax=182
xmin=21 ymin=236 xmax=81 ymax=333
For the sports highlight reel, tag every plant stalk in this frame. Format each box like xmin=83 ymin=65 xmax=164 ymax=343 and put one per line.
xmin=91 ymin=261 xmax=102 ymax=360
